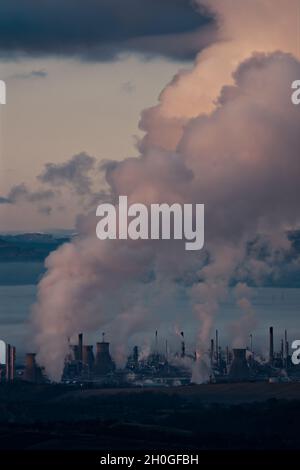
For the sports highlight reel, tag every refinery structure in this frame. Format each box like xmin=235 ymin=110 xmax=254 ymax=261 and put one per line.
xmin=1 ymin=326 xmax=300 ymax=386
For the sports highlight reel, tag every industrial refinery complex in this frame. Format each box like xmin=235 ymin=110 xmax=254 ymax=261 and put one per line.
xmin=1 ymin=326 xmax=300 ymax=387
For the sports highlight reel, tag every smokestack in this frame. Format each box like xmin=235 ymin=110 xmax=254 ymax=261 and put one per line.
xmin=269 ymin=327 xmax=274 ymax=364
xmin=78 ymin=333 xmax=83 ymax=362
xmin=285 ymin=329 xmax=288 ymax=369
xmin=210 ymin=339 xmax=214 ymax=363
xmin=249 ymin=334 xmax=253 ymax=353
xmin=215 ymin=330 xmax=219 ymax=365
xmin=5 ymin=344 xmax=11 ymax=381
xmin=180 ymin=331 xmax=185 ymax=358
xmin=281 ymin=338 xmax=284 ymax=361
xmin=10 ymin=346 xmax=16 ymax=381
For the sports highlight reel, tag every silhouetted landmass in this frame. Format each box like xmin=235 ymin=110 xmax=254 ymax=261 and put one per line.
xmin=1 ymin=382 xmax=300 ymax=450
xmin=0 ymin=233 xmax=70 ymax=262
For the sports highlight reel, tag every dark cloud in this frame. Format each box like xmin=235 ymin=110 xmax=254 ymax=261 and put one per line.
xmin=9 ymin=69 xmax=48 ymax=80
xmin=121 ymin=81 xmax=136 ymax=94
xmin=0 ymin=183 xmax=55 ymax=206
xmin=0 ymin=153 xmax=111 ymax=216
xmin=30 ymin=69 xmax=47 ymax=78
xmin=39 ymin=206 xmax=53 ymax=216
xmin=38 ymin=152 xmax=96 ymax=196
xmin=38 ymin=153 xmax=113 ymax=207
xmin=0 ymin=196 xmax=11 ymax=204
xmin=0 ymin=0 xmax=216 ymax=61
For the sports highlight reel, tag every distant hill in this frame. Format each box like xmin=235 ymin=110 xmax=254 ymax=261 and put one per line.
xmin=0 ymin=233 xmax=71 ymax=262
xmin=0 ymin=231 xmax=300 ymax=287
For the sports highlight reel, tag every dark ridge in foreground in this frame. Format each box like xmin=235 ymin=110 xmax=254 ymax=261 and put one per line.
xmin=1 ymin=382 xmax=300 ymax=450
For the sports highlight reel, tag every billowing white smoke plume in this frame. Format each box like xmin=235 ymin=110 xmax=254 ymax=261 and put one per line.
xmin=229 ymin=283 xmax=257 ymax=349
xmin=31 ymin=0 xmax=300 ymax=380
xmin=191 ymin=354 xmax=212 ymax=384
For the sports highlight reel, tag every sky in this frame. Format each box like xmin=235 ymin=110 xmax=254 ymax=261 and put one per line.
xmin=0 ymin=0 xmax=214 ymax=231
xmin=0 ymin=56 xmax=192 ymax=230
xmin=1 ymin=0 xmax=299 ymax=232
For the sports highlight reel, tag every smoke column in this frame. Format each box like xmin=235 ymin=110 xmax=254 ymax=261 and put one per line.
xmin=31 ymin=0 xmax=300 ymax=380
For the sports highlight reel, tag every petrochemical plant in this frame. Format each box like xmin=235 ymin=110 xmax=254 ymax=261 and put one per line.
xmin=1 ymin=326 xmax=300 ymax=386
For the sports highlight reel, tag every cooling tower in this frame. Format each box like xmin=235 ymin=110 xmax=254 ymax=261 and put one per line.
xmin=94 ymin=341 xmax=115 ymax=375
xmin=24 ymin=353 xmax=43 ymax=383
xmin=228 ymin=349 xmax=250 ymax=382
xmin=82 ymin=345 xmax=94 ymax=370
xmin=69 ymin=344 xmax=79 ymax=361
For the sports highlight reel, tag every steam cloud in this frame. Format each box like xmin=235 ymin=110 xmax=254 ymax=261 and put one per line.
xmin=31 ymin=0 xmax=300 ymax=380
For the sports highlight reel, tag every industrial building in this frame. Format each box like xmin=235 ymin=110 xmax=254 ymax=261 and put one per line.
xmin=209 ymin=326 xmax=296 ymax=383
xmin=1 ymin=325 xmax=300 ymax=386
xmin=60 ymin=325 xmax=300 ymax=386
xmin=63 ymin=332 xmax=116 ymax=383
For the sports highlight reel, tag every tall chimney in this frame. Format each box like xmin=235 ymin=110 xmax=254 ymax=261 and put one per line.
xmin=281 ymin=338 xmax=284 ymax=361
xmin=215 ymin=330 xmax=219 ymax=365
xmin=5 ymin=344 xmax=11 ymax=381
xmin=181 ymin=341 xmax=185 ymax=358
xmin=78 ymin=333 xmax=83 ymax=362
xmin=269 ymin=327 xmax=274 ymax=364
xmin=10 ymin=346 xmax=16 ymax=381
xmin=285 ymin=329 xmax=288 ymax=369
xmin=180 ymin=331 xmax=185 ymax=358
xmin=210 ymin=339 xmax=214 ymax=363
